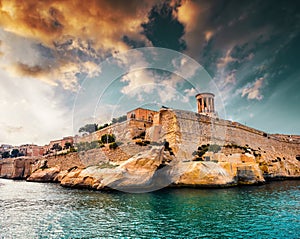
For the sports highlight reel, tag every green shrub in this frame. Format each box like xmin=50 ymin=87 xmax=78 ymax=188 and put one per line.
xmin=76 ymin=140 xmax=104 ymax=151
xmin=109 ymin=142 xmax=118 ymax=149
xmin=194 ymin=143 xmax=221 ymax=159
xmin=101 ymin=134 xmax=116 ymax=144
xmin=208 ymin=144 xmax=221 ymax=153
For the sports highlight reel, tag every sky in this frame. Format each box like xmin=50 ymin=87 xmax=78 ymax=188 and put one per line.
xmin=0 ymin=0 xmax=299 ymax=145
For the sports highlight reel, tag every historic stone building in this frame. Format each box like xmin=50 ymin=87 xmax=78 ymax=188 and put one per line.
xmin=126 ymin=108 xmax=157 ymax=122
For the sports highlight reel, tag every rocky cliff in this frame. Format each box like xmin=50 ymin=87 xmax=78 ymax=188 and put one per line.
xmin=0 ymin=157 xmax=36 ymax=179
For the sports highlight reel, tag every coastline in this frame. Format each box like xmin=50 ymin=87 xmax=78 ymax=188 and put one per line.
xmin=1 ymin=146 xmax=299 ymax=192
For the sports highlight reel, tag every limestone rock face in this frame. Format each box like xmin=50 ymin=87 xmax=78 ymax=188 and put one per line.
xmin=59 ymin=148 xmax=298 ymax=190
xmin=102 ymin=147 xmax=174 ymax=192
xmin=256 ymin=153 xmax=300 ymax=179
xmin=174 ymin=161 xmax=235 ymax=187
xmin=53 ymin=170 xmax=69 ymax=182
xmin=61 ymin=146 xmax=176 ymax=192
xmin=0 ymin=157 xmax=36 ymax=179
xmin=27 ymin=166 xmax=60 ymax=182
xmin=236 ymin=164 xmax=265 ymax=184
xmin=60 ymin=166 xmax=105 ymax=189
xmin=59 ymin=148 xmax=266 ymax=190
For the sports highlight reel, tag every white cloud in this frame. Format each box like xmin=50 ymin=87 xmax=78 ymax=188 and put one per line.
xmin=182 ymin=87 xmax=197 ymax=103
xmin=224 ymin=70 xmax=237 ymax=86
xmin=120 ymin=70 xmax=156 ymax=101
xmin=113 ymin=49 xmax=149 ymax=71
xmin=212 ymin=48 xmax=239 ymax=104
xmin=51 ymin=61 xmax=101 ymax=91
xmin=241 ymin=77 xmax=266 ymax=100
xmin=120 ymin=65 xmax=187 ymax=104
xmin=217 ymin=49 xmax=236 ymax=69
xmin=0 ymin=70 xmax=73 ymax=145
xmin=157 ymin=86 xmax=178 ymax=103
xmin=172 ymin=55 xmax=198 ymax=79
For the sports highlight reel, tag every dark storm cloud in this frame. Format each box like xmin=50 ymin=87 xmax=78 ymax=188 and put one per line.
xmin=209 ymin=1 xmax=299 ymax=62
xmin=122 ymin=35 xmax=146 ymax=48
xmin=142 ymin=1 xmax=186 ymax=51
xmin=180 ymin=0 xmax=300 ymax=100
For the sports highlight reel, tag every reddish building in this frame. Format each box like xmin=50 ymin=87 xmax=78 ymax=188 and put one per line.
xmin=18 ymin=144 xmax=46 ymax=157
xmin=49 ymin=136 xmax=74 ymax=150
xmin=127 ymin=108 xmax=157 ymax=122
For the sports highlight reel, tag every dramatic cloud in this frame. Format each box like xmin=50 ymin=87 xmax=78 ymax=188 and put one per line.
xmin=182 ymin=87 xmax=197 ymax=103
xmin=0 ymin=0 xmax=157 ymax=50
xmin=142 ymin=1 xmax=186 ymax=51
xmin=241 ymin=77 xmax=266 ymax=100
xmin=0 ymin=0 xmax=160 ymax=90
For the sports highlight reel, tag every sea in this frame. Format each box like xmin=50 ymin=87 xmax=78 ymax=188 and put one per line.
xmin=0 ymin=179 xmax=299 ymax=239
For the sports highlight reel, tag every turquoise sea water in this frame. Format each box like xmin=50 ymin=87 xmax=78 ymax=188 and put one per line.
xmin=0 ymin=179 xmax=299 ymax=239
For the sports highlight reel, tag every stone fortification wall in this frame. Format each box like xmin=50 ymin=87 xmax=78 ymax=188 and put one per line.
xmin=76 ymin=119 xmax=151 ymax=144
xmin=147 ymin=109 xmax=300 ymax=162
xmin=76 ymin=121 xmax=131 ymax=143
xmin=77 ymin=143 xmax=151 ymax=166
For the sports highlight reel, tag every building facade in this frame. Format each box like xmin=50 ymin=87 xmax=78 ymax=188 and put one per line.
xmin=127 ymin=108 xmax=157 ymax=122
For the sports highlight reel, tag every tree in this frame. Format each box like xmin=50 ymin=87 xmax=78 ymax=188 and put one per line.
xmin=101 ymin=134 xmax=116 ymax=144
xmin=79 ymin=123 xmax=98 ymax=134
xmin=98 ymin=123 xmax=110 ymax=130
xmin=1 ymin=151 xmax=10 ymax=158
xmin=112 ymin=115 xmax=127 ymax=124
xmin=51 ymin=143 xmax=62 ymax=151
xmin=64 ymin=142 xmax=73 ymax=149
xmin=11 ymin=149 xmax=20 ymax=158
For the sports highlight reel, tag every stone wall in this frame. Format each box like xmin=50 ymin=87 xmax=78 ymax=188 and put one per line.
xmin=147 ymin=109 xmax=300 ymax=163
xmin=76 ymin=143 xmax=151 ymax=165
xmin=76 ymin=119 xmax=153 ymax=144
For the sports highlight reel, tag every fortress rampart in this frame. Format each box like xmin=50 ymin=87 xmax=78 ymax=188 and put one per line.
xmin=148 ymin=109 xmax=300 ymax=161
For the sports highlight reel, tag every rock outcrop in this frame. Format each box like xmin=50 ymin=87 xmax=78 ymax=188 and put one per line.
xmin=0 ymin=143 xmax=299 ymax=191
xmin=27 ymin=166 xmax=60 ymax=182
xmin=174 ymin=161 xmax=236 ymax=187
xmin=60 ymin=146 xmax=176 ymax=192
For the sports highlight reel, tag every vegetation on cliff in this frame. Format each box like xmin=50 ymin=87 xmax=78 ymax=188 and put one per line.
xmin=78 ymin=115 xmax=127 ymax=134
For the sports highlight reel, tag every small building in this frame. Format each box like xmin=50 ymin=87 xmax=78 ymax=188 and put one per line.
xmin=48 ymin=136 xmax=74 ymax=150
xmin=127 ymin=108 xmax=157 ymax=122
xmin=18 ymin=144 xmax=46 ymax=157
